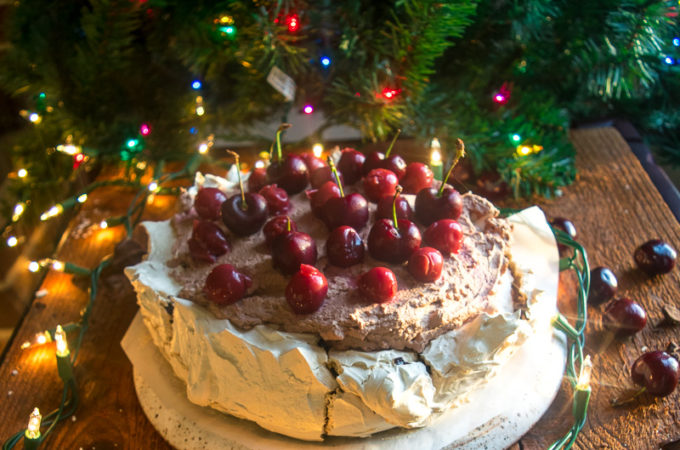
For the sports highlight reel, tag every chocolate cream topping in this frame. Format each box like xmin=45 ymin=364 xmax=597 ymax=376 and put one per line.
xmin=167 ymin=186 xmax=512 ymax=352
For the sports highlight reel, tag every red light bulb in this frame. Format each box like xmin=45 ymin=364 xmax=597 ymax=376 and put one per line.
xmin=286 ymin=14 xmax=300 ymax=32
xmin=303 ymin=104 xmax=313 ymax=114
xmin=140 ymin=123 xmax=151 ymax=136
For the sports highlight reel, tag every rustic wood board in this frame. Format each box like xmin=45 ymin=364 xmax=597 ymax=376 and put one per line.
xmin=0 ymin=128 xmax=679 ymax=449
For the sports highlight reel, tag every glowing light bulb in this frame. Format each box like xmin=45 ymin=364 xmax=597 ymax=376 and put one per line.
xmin=7 ymin=236 xmax=18 ymax=247
xmin=28 ymin=261 xmax=40 ymax=272
xmin=219 ymin=15 xmax=234 ymax=25
xmin=494 ymin=93 xmax=506 ymax=103
xmin=57 ymin=144 xmax=79 ymax=155
xmin=431 ymin=147 xmax=442 ymax=164
xmin=196 ymin=106 xmax=205 ymax=116
xmin=286 ymin=14 xmax=300 ymax=32
xmin=517 ymin=145 xmax=532 ymax=156
xmin=198 ymin=143 xmax=209 ymax=154
xmin=312 ymin=143 xmax=323 ymax=158
xmin=51 ymin=260 xmax=65 ymax=272
xmin=381 ymin=88 xmax=400 ymax=100
xmin=12 ymin=203 xmax=25 ymax=222
xmin=127 ymin=139 xmax=139 ymax=149
xmin=320 ymin=56 xmax=331 ymax=67
xmin=100 ymin=220 xmax=108 ymax=229
xmin=664 ymin=56 xmax=675 ymax=65
xmin=674 ymin=37 xmax=680 ymax=47
xmin=303 ymin=104 xmax=314 ymax=114
xmin=25 ymin=408 xmax=41 ymax=440
xmin=40 ymin=204 xmax=64 ymax=221
xmin=77 ymin=194 xmax=88 ymax=203
xmin=140 ymin=123 xmax=151 ymax=136
xmin=29 ymin=113 xmax=40 ymax=123
xmin=136 ymin=161 xmax=147 ymax=170
xmin=148 ymin=181 xmax=159 ymax=192
xmin=191 ymin=80 xmax=202 ymax=90
xmin=576 ymin=355 xmax=592 ymax=390
xmin=55 ymin=325 xmax=69 ymax=357
xmin=512 ymin=134 xmax=521 ymax=142
xmin=254 ymin=160 xmax=265 ymax=169
xmin=17 ymin=168 xmax=28 ymax=178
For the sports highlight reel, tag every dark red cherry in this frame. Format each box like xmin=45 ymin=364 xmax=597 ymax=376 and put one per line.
xmin=414 ymin=186 xmax=463 ymax=226
xmin=286 ymin=264 xmax=328 ymax=314
xmin=376 ymin=194 xmax=413 ymax=221
xmin=359 ymin=267 xmax=398 ymax=303
xmin=266 ymin=160 xmax=283 ymax=184
xmin=367 ymin=218 xmax=421 ymax=264
xmin=631 ymin=351 xmax=679 ymax=396
xmin=203 ymin=264 xmax=252 ymax=305
xmin=408 ymin=247 xmax=443 ymax=282
xmin=401 ymin=163 xmax=434 ymax=194
xmin=588 ymin=266 xmax=618 ymax=305
xmin=188 ymin=220 xmax=230 ymax=263
xmin=363 ymin=169 xmax=399 ymax=203
xmin=326 ymin=226 xmax=365 ymax=267
xmin=259 ymin=184 xmax=290 ymax=215
xmin=634 ymin=239 xmax=677 ymax=275
xmin=308 ymin=181 xmax=342 ymax=218
xmin=551 ymin=217 xmax=577 ymax=254
xmin=221 ymin=193 xmax=268 ymax=236
xmin=194 ymin=187 xmax=227 ymax=221
xmin=263 ymin=215 xmax=297 ymax=247
xmin=310 ymin=166 xmax=343 ymax=189
xmin=275 ymin=154 xmax=309 ymax=194
xmin=336 ymin=148 xmax=365 ymax=185
xmin=300 ymin=153 xmax=326 ymax=173
xmin=423 ymin=219 xmax=464 ymax=256
xmin=362 ymin=151 xmax=386 ymax=175
xmin=247 ymin=167 xmax=269 ymax=193
xmin=271 ymin=231 xmax=318 ymax=275
xmin=322 ymin=193 xmax=369 ymax=231
xmin=383 ymin=154 xmax=407 ymax=179
xmin=603 ymin=297 xmax=647 ymax=338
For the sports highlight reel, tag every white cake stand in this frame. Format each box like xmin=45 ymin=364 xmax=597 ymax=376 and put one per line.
xmin=128 ymin=312 xmax=566 ymax=450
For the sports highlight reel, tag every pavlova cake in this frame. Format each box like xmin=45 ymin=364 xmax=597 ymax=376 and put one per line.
xmin=125 ymin=141 xmax=561 ymax=442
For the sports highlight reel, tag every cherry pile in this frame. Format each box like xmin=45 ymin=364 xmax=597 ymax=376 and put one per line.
xmin=190 ymin=134 xmax=468 ymax=315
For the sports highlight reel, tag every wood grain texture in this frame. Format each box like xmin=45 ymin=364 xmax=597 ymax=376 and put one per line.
xmin=0 ymin=128 xmax=679 ymax=449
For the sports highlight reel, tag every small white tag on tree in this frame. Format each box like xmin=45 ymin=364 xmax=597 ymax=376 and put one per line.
xmin=266 ymin=66 xmax=296 ymax=102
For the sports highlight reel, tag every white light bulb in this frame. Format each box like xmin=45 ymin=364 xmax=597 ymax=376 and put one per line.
xmin=17 ymin=168 xmax=28 ymax=178
xmin=28 ymin=261 xmax=40 ymax=272
xmin=312 ymin=144 xmax=323 ymax=158
xmin=6 ymin=236 xmax=18 ymax=247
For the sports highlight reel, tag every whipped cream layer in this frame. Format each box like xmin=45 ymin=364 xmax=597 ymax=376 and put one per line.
xmin=167 ymin=171 xmax=512 ymax=352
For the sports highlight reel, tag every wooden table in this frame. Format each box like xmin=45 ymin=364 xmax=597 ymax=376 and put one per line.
xmin=1 ymin=127 xmax=679 ymax=449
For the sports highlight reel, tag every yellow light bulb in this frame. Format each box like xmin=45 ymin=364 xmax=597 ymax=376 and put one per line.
xmin=148 ymin=181 xmax=159 ymax=192
xmin=312 ymin=143 xmax=323 ymax=158
xmin=431 ymin=148 xmax=442 ymax=164
xmin=576 ymin=355 xmax=592 ymax=390
xmin=198 ymin=143 xmax=209 ymax=154
xmin=40 ymin=204 xmax=64 ymax=221
xmin=28 ymin=261 xmax=40 ymax=272
xmin=136 ymin=161 xmax=147 ymax=170
xmin=7 ymin=236 xmax=18 ymax=247
xmin=517 ymin=145 xmax=532 ymax=156
xmin=51 ymin=260 xmax=65 ymax=272
xmin=55 ymin=325 xmax=69 ymax=357
xmin=12 ymin=203 xmax=25 ymax=222
xmin=25 ymin=408 xmax=41 ymax=440
xmin=100 ymin=220 xmax=108 ymax=229
xmin=56 ymin=144 xmax=80 ymax=155
xmin=196 ymin=106 xmax=205 ymax=116
xmin=29 ymin=113 xmax=41 ymax=123
xmin=36 ymin=332 xmax=48 ymax=345
xmin=195 ymin=96 xmax=203 ymax=103
xmin=17 ymin=168 xmax=28 ymax=178
xmin=77 ymin=194 xmax=88 ymax=203
xmin=219 ymin=15 xmax=234 ymax=24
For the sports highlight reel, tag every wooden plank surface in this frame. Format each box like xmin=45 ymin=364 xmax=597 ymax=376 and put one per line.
xmin=1 ymin=127 xmax=679 ymax=449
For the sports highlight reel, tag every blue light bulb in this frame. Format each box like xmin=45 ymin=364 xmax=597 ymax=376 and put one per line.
xmin=191 ymin=80 xmax=202 ymax=90
xmin=320 ymin=56 xmax=331 ymax=67
xmin=673 ymin=37 xmax=680 ymax=47
xmin=190 ymin=127 xmax=197 ymax=134
xmin=664 ymin=56 xmax=674 ymax=65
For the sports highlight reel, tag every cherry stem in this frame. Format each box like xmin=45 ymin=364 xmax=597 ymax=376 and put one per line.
xmin=227 ymin=150 xmax=247 ymax=210
xmin=610 ymin=386 xmax=646 ymax=407
xmin=275 ymin=123 xmax=292 ymax=162
xmin=438 ymin=138 xmax=465 ymax=197
xmin=384 ymin=128 xmax=402 ymax=158
xmin=286 ymin=216 xmax=291 ymax=232
xmin=327 ymin=156 xmax=344 ymax=197
xmin=392 ymin=186 xmax=403 ymax=228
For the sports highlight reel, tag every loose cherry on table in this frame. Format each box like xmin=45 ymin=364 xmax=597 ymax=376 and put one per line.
xmin=310 ymin=166 xmax=344 ymax=189
xmin=631 ymin=350 xmax=679 ymax=396
xmin=414 ymin=139 xmax=465 ymax=225
xmin=286 ymin=264 xmax=328 ymax=314
xmin=634 ymin=239 xmax=677 ymax=275
xmin=263 ymin=215 xmax=297 ymax=247
xmin=308 ymin=181 xmax=341 ymax=218
xmin=376 ymin=194 xmax=413 ymax=221
xmin=322 ymin=158 xmax=369 ymax=230
xmin=259 ymin=184 xmax=290 ymax=215
xmin=363 ymin=168 xmax=398 ymax=203
xmin=423 ymin=219 xmax=463 ymax=256
xmin=401 ymin=162 xmax=434 ymax=194
xmin=408 ymin=247 xmax=443 ymax=282
xmin=550 ymin=217 xmax=577 ymax=254
xmin=188 ymin=220 xmax=231 ymax=263
xmin=222 ymin=151 xmax=268 ymax=236
xmin=271 ymin=230 xmax=318 ymax=275
xmin=326 ymin=226 xmax=365 ymax=267
xmin=367 ymin=186 xmax=421 ymax=264
xmin=203 ymin=264 xmax=252 ymax=305
xmin=587 ymin=266 xmax=618 ymax=305
xmin=194 ymin=187 xmax=227 ymax=221
xmin=358 ymin=267 xmax=398 ymax=303
xmin=602 ymin=297 xmax=647 ymax=338
xmin=247 ymin=167 xmax=268 ymax=193
xmin=336 ymin=148 xmax=366 ymax=185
